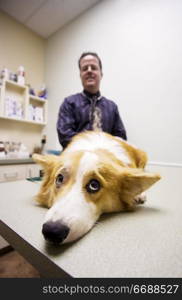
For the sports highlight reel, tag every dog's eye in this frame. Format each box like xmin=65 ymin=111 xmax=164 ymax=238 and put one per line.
xmin=86 ymin=179 xmax=100 ymax=193
xmin=56 ymin=174 xmax=64 ymax=187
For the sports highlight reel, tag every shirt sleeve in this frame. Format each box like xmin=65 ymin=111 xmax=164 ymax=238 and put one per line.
xmin=57 ymin=98 xmax=77 ymax=148
xmin=112 ymin=105 xmax=127 ymax=140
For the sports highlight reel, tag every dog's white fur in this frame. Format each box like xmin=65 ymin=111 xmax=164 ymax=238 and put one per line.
xmin=33 ymin=131 xmax=160 ymax=244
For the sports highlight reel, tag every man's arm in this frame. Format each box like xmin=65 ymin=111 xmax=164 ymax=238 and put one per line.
xmin=57 ymin=98 xmax=77 ymax=149
xmin=112 ymin=105 xmax=127 ymax=140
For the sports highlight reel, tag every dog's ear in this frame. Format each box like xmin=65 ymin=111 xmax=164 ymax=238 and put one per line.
xmin=32 ymin=154 xmax=62 ymax=208
xmin=120 ymin=168 xmax=161 ymax=201
xmin=32 ymin=154 xmax=60 ymax=169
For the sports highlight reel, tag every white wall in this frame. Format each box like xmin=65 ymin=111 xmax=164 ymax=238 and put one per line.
xmin=0 ymin=11 xmax=45 ymax=91
xmin=46 ymin=0 xmax=182 ymax=165
xmin=0 ymin=11 xmax=46 ymax=153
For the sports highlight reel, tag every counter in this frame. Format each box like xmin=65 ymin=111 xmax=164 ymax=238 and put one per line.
xmin=0 ymin=158 xmax=35 ymax=165
xmin=0 ymin=165 xmax=181 ymax=278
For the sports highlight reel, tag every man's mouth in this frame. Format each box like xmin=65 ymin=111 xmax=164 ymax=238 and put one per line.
xmin=86 ymin=77 xmax=95 ymax=81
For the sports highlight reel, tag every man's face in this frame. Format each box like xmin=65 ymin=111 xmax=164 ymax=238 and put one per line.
xmin=79 ymin=55 xmax=103 ymax=93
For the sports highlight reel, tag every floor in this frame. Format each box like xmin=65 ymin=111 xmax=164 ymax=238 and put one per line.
xmin=0 ymin=248 xmax=40 ymax=278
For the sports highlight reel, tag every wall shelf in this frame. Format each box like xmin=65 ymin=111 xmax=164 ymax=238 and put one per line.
xmin=0 ymin=115 xmax=46 ymax=126
xmin=0 ymin=79 xmax=47 ymax=125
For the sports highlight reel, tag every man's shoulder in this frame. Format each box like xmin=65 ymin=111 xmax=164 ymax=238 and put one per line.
xmin=64 ymin=93 xmax=84 ymax=103
xmin=101 ymin=96 xmax=117 ymax=108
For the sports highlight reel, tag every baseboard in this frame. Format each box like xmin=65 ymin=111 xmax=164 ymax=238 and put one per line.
xmin=148 ymin=161 xmax=182 ymax=168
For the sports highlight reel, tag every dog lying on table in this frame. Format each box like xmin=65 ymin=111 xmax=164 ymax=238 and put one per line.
xmin=33 ymin=131 xmax=161 ymax=244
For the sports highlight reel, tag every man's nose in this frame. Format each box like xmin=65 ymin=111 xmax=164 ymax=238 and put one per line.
xmin=87 ymin=66 xmax=92 ymax=72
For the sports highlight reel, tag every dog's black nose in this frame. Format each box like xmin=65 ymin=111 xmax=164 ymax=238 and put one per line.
xmin=42 ymin=221 xmax=70 ymax=244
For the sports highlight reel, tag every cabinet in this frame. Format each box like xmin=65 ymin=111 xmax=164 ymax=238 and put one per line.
xmin=0 ymin=80 xmax=47 ymax=125
xmin=26 ymin=164 xmax=41 ymax=178
xmin=0 ymin=163 xmax=40 ymax=182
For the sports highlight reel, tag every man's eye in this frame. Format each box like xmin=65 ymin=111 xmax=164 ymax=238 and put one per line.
xmin=56 ymin=174 xmax=64 ymax=187
xmin=91 ymin=66 xmax=97 ymax=71
xmin=86 ymin=179 xmax=101 ymax=193
xmin=81 ymin=66 xmax=87 ymax=72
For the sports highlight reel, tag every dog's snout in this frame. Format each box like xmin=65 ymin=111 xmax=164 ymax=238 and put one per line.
xmin=42 ymin=221 xmax=70 ymax=244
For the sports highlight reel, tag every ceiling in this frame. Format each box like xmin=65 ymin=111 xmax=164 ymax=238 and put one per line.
xmin=0 ymin=0 xmax=102 ymax=38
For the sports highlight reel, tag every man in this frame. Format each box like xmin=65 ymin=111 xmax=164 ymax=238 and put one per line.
xmin=57 ymin=52 xmax=127 ymax=149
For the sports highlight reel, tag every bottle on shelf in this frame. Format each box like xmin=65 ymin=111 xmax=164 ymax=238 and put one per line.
xmin=0 ymin=141 xmax=6 ymax=159
xmin=41 ymin=135 xmax=46 ymax=154
xmin=17 ymin=65 xmax=25 ymax=85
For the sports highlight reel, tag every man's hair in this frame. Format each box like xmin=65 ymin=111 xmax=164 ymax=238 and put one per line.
xmin=78 ymin=52 xmax=102 ymax=71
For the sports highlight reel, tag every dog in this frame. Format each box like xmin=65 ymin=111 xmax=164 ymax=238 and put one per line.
xmin=33 ymin=131 xmax=161 ymax=244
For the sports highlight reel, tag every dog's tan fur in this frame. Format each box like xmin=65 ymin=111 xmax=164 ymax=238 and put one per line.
xmin=33 ymin=131 xmax=161 ymax=243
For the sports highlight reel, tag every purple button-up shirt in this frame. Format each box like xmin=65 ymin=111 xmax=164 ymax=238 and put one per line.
xmin=57 ymin=93 xmax=127 ymax=148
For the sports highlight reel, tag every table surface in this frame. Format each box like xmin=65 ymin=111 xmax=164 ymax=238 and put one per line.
xmin=0 ymin=165 xmax=181 ymax=278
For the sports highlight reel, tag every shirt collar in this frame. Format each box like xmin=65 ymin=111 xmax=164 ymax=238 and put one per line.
xmin=82 ymin=90 xmax=102 ymax=101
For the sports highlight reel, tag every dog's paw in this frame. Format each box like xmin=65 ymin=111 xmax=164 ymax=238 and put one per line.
xmin=134 ymin=192 xmax=147 ymax=205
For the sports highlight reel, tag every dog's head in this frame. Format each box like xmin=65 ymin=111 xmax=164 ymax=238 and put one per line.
xmin=33 ymin=148 xmax=160 ymax=244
